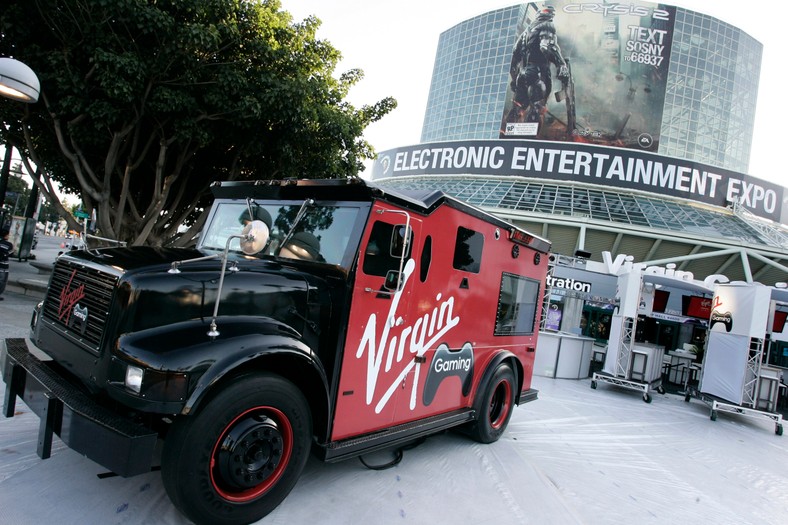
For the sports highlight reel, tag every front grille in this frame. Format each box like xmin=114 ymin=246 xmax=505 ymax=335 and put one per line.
xmin=42 ymin=259 xmax=119 ymax=353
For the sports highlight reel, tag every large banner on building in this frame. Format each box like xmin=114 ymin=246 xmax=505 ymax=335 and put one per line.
xmin=372 ymin=139 xmax=786 ymax=224
xmin=499 ymin=1 xmax=675 ymax=152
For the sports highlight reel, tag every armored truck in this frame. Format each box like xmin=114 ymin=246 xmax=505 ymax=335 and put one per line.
xmin=2 ymin=178 xmax=551 ymax=524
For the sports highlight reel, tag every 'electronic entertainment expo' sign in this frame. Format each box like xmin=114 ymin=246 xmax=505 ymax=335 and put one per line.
xmin=372 ymin=139 xmax=787 ymax=225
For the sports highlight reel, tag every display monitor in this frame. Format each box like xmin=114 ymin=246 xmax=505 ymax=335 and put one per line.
xmin=773 ymin=309 xmax=787 ymax=333
xmin=682 ymin=295 xmax=712 ymax=319
xmin=652 ymin=289 xmax=670 ymax=313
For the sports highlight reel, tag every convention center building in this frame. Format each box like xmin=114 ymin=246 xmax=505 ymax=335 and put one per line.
xmin=371 ymin=1 xmax=788 ymax=355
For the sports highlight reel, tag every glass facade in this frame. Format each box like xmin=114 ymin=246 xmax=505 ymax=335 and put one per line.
xmin=420 ymin=4 xmax=762 ymax=174
xmin=380 ymin=176 xmax=783 ymax=248
xmin=421 ymin=5 xmax=524 ymax=144
xmin=660 ymin=9 xmax=761 ymax=173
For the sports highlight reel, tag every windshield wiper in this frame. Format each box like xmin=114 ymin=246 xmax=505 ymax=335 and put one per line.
xmin=276 ymin=198 xmax=314 ymax=256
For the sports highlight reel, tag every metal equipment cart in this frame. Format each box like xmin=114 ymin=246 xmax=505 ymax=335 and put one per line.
xmin=684 ymin=283 xmax=785 ymax=435
xmin=684 ymin=338 xmax=784 ymax=435
xmin=591 ymin=314 xmax=664 ymax=403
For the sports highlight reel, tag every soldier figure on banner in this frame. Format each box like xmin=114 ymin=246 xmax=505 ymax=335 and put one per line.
xmin=505 ymin=5 xmax=571 ymax=129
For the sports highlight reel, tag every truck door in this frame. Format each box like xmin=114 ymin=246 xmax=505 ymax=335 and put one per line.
xmin=332 ymin=204 xmax=421 ymax=440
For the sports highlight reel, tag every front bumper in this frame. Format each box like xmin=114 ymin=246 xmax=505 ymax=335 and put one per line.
xmin=1 ymin=338 xmax=158 ymax=477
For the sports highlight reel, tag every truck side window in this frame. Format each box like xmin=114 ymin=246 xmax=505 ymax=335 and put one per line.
xmin=495 ymin=272 xmax=540 ymax=335
xmin=453 ymin=226 xmax=483 ymax=273
xmin=363 ymin=221 xmax=412 ymax=277
xmin=420 ymin=235 xmax=432 ymax=282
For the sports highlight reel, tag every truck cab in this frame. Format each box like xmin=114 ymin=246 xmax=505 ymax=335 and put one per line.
xmin=2 ymin=178 xmax=551 ymax=525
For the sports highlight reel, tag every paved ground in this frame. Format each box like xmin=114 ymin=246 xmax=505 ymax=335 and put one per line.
xmin=2 ymin=236 xmax=787 ymax=524
xmin=1 ymin=367 xmax=787 ymax=525
xmin=3 ymin=233 xmax=60 ymax=299
xmin=0 ymin=234 xmax=60 ymax=338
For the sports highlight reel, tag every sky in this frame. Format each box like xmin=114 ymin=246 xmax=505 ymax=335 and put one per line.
xmin=284 ymin=0 xmax=785 ymax=187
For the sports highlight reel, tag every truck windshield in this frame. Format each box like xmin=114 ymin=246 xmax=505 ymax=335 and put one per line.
xmin=200 ymin=201 xmax=361 ymax=267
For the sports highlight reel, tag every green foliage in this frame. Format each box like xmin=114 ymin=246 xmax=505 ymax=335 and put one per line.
xmin=2 ymin=174 xmax=30 ymax=212
xmin=38 ymin=199 xmax=61 ymax=224
xmin=0 ymin=0 xmax=395 ymax=245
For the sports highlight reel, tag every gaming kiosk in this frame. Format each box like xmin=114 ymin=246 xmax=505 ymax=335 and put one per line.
xmin=590 ymin=264 xmax=717 ymax=402
xmin=687 ymin=283 xmax=785 ymax=435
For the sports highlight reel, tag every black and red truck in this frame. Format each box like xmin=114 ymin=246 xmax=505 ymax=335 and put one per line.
xmin=1 ymin=178 xmax=551 ymax=524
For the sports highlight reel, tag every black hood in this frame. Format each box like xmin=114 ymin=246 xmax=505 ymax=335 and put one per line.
xmin=52 ymin=245 xmax=313 ymax=339
xmin=60 ymin=245 xmax=208 ymax=275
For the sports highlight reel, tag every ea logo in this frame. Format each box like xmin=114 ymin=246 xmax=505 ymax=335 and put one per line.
xmin=638 ymin=133 xmax=654 ymax=148
xmin=379 ymin=155 xmax=391 ymax=175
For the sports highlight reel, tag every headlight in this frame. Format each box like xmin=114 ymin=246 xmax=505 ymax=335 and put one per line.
xmin=125 ymin=365 xmax=144 ymax=393
xmin=110 ymin=356 xmax=189 ymax=401
xmin=30 ymin=301 xmax=43 ymax=331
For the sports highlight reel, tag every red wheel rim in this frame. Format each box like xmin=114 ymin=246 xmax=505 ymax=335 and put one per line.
xmin=209 ymin=406 xmax=293 ymax=502
xmin=489 ymin=379 xmax=512 ymax=430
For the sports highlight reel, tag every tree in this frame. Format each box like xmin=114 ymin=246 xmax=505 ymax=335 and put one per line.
xmin=0 ymin=0 xmax=395 ymax=246
xmin=2 ymin=167 xmax=30 ymax=215
xmin=38 ymin=198 xmax=60 ymax=225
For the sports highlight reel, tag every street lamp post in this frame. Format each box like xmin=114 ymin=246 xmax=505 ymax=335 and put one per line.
xmin=0 ymin=57 xmax=41 ymax=260
xmin=0 ymin=57 xmax=40 ymax=103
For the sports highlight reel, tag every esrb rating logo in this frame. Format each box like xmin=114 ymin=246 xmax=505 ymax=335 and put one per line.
xmin=504 ymin=122 xmax=538 ymax=136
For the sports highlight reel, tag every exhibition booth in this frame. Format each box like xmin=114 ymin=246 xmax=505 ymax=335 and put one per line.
xmin=537 ymin=253 xmax=715 ymax=389
xmin=686 ymin=283 xmax=786 ymax=434
xmin=590 ymin=261 xmax=720 ymax=403
xmin=534 ymin=254 xmax=614 ymax=379
xmin=536 ymin=251 xmax=786 ymax=433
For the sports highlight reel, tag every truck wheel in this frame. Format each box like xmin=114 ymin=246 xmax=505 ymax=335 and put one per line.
xmin=161 ymin=373 xmax=311 ymax=525
xmin=468 ymin=363 xmax=516 ymax=444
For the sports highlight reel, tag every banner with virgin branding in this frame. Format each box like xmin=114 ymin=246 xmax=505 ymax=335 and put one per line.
xmin=700 ymin=284 xmax=773 ymax=404
xmin=709 ymin=283 xmax=771 ymax=338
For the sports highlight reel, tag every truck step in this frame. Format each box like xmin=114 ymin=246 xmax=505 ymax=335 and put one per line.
xmin=320 ymin=409 xmax=475 ymax=462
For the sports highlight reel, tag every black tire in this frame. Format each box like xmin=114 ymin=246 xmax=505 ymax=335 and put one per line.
xmin=161 ymin=373 xmax=311 ymax=525
xmin=590 ymin=380 xmax=597 ymax=389
xmin=468 ymin=363 xmax=517 ymax=444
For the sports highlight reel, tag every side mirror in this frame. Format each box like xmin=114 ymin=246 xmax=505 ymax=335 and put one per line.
xmin=384 ymin=270 xmax=403 ymax=292
xmin=240 ymin=220 xmax=270 ymax=255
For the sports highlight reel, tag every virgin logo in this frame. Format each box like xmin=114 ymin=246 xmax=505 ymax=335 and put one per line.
xmin=58 ymin=270 xmax=86 ymax=323
xmin=712 ymin=296 xmax=723 ymax=311
xmin=355 ymin=259 xmax=460 ymax=414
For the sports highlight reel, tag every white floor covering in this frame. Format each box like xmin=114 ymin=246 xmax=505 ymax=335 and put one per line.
xmin=1 ymin=374 xmax=786 ymax=524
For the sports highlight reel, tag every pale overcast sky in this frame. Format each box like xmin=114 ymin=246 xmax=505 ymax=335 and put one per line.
xmin=285 ymin=0 xmax=785 ymax=187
